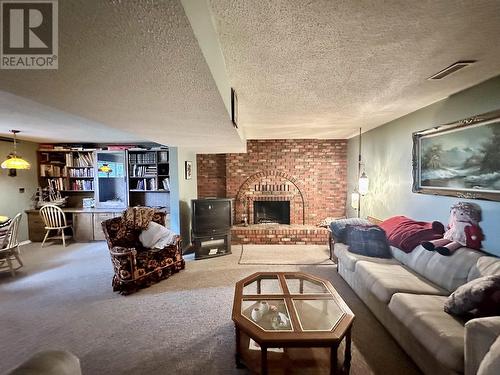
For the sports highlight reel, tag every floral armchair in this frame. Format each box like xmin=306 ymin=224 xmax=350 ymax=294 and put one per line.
xmin=101 ymin=211 xmax=184 ymax=294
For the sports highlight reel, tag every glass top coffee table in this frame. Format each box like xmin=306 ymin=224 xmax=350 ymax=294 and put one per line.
xmin=232 ymin=272 xmax=355 ymax=375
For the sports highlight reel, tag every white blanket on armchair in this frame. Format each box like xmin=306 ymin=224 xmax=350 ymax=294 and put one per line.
xmin=139 ymin=221 xmax=177 ymax=249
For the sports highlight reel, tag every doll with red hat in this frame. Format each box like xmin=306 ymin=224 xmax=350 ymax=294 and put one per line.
xmin=422 ymin=202 xmax=484 ymax=256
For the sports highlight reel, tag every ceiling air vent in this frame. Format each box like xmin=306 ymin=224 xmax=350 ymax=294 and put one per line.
xmin=428 ymin=60 xmax=476 ymax=80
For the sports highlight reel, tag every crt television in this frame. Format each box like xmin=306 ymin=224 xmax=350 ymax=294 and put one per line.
xmin=192 ymin=198 xmax=233 ymax=235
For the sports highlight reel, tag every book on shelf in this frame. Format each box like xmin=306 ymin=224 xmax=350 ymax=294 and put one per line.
xmin=107 ymin=145 xmax=135 ymax=150
xmin=130 ymin=165 xmax=157 ymax=177
xmin=133 ymin=178 xmax=157 ymax=191
xmin=66 ymin=152 xmax=94 ymax=167
xmin=158 ymin=151 xmax=169 ymax=163
xmin=148 ymin=178 xmax=156 ymax=191
xmin=68 ymin=168 xmax=94 ymax=177
xmin=162 ymin=177 xmax=170 ymax=191
xmin=136 ymin=179 xmax=144 ymax=190
xmin=40 ymin=164 xmax=66 ymax=177
xmin=129 ymin=152 xmax=156 ymax=164
xmin=47 ymin=178 xmax=68 ymax=191
xmin=71 ymin=179 xmax=94 ymax=191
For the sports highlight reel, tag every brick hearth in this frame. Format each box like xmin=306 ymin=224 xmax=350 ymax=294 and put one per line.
xmin=231 ymin=224 xmax=329 ymax=245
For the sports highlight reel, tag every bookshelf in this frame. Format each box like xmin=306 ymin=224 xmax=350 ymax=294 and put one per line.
xmin=38 ymin=149 xmax=95 ymax=206
xmin=36 ymin=146 xmax=171 ymax=210
xmin=128 ymin=149 xmax=170 ymax=207
xmin=38 ymin=149 xmax=95 ymax=191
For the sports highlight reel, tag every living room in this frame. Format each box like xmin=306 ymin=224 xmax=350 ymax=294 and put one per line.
xmin=1 ymin=1 xmax=500 ymax=375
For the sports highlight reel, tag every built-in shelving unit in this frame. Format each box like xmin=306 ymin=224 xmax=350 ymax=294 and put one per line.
xmin=127 ymin=149 xmax=170 ymax=207
xmin=36 ymin=146 xmax=171 ymax=211
xmin=38 ymin=149 xmax=96 ymax=206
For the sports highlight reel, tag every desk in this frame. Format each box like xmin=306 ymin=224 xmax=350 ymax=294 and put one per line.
xmin=26 ymin=208 xmax=170 ymax=242
xmin=26 ymin=208 xmax=123 ymax=242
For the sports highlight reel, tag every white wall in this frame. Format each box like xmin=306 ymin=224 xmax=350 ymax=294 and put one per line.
xmin=0 ymin=139 xmax=38 ymax=241
xmin=169 ymin=147 xmax=197 ymax=249
xmin=347 ymin=75 xmax=500 ymax=256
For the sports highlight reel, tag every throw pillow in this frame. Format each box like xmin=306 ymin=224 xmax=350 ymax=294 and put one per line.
xmin=318 ymin=216 xmax=346 ymax=228
xmin=139 ymin=221 xmax=170 ymax=248
xmin=330 ymin=218 xmax=371 ymax=243
xmin=345 ymin=224 xmax=392 ymax=259
xmin=444 ymin=275 xmax=500 ymax=318
xmin=379 ymin=215 xmax=445 ymax=253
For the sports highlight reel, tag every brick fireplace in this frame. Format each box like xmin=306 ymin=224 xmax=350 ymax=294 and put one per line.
xmin=197 ymin=139 xmax=347 ymax=244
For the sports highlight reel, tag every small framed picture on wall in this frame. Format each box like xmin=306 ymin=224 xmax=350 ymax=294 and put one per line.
xmin=185 ymin=161 xmax=192 ymax=180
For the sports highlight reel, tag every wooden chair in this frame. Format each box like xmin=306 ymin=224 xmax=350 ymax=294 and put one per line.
xmin=39 ymin=205 xmax=72 ymax=247
xmin=0 ymin=213 xmax=23 ymax=276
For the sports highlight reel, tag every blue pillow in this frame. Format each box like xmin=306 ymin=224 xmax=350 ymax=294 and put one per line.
xmin=330 ymin=218 xmax=371 ymax=243
xmin=345 ymin=225 xmax=392 ymax=259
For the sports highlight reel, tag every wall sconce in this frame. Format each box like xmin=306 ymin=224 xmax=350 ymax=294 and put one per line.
xmin=358 ymin=171 xmax=369 ymax=196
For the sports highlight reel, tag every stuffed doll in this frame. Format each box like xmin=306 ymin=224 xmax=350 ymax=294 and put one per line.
xmin=422 ymin=202 xmax=484 ymax=256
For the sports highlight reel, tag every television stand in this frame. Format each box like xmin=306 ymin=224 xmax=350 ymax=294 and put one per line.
xmin=193 ymin=232 xmax=232 ymax=260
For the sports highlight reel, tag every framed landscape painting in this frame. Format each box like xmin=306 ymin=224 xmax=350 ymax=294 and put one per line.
xmin=412 ymin=109 xmax=500 ymax=201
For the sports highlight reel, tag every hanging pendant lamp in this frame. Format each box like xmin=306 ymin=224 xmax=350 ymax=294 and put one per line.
xmin=1 ymin=130 xmax=31 ymax=170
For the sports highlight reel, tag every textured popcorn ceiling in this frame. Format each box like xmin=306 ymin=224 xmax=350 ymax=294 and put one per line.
xmin=0 ymin=0 xmax=244 ymax=152
xmin=209 ymin=0 xmax=500 ymax=139
xmin=1 ymin=1 xmax=500 ymax=149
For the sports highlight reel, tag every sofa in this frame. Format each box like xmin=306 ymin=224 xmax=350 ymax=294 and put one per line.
xmin=334 ymin=242 xmax=500 ymax=375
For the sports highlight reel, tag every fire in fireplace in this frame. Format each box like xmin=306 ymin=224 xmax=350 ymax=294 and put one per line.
xmin=253 ymin=201 xmax=290 ymax=224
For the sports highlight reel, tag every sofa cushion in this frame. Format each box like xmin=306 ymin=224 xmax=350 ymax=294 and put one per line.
xmin=356 ymin=261 xmax=447 ymax=304
xmin=389 ymin=293 xmax=465 ymax=372
xmin=329 ymin=218 xmax=371 ymax=243
xmin=345 ymin=224 xmax=392 ymax=258
xmin=468 ymin=256 xmax=500 ymax=281
xmin=445 ymin=275 xmax=500 ymax=318
xmin=401 ymin=246 xmax=485 ymax=292
xmin=334 ymin=243 xmax=397 ymax=272
xmin=390 ymin=245 xmax=413 ymax=265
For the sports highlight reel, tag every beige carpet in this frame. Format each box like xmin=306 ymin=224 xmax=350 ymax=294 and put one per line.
xmin=0 ymin=241 xmax=421 ymax=375
xmin=238 ymin=244 xmax=334 ymax=265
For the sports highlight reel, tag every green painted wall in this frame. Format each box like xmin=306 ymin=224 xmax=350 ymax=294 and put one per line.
xmin=347 ymin=75 xmax=500 ymax=256
xmin=0 ymin=139 xmax=38 ymax=242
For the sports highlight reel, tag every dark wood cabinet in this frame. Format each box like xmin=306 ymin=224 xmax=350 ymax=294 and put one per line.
xmin=193 ymin=232 xmax=231 ymax=260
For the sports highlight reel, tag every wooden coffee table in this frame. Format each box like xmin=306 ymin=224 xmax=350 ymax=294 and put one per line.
xmin=232 ymin=272 xmax=355 ymax=374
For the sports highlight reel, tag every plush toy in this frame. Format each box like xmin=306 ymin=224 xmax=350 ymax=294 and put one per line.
xmin=422 ymin=202 xmax=484 ymax=256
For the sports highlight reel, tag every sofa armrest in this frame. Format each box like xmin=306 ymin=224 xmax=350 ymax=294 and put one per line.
xmin=465 ymin=316 xmax=500 ymax=375
xmin=108 ymin=247 xmax=137 ymax=281
xmin=109 ymin=247 xmax=137 ymax=257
